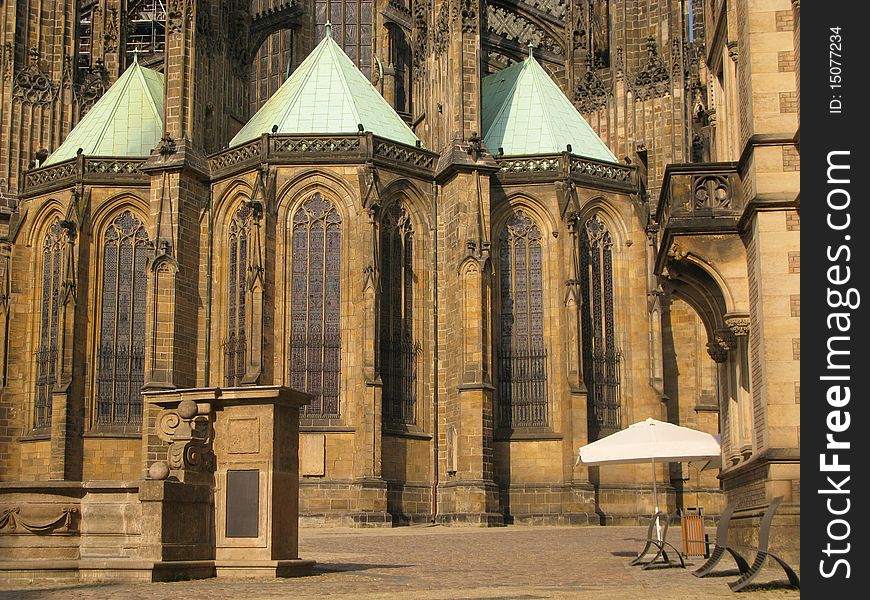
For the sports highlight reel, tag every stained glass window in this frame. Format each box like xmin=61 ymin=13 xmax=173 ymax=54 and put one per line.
xmin=34 ymin=219 xmax=64 ymax=431
xmin=225 ymin=203 xmax=252 ymax=387
xmin=95 ymin=211 xmax=150 ymax=427
xmin=580 ymin=214 xmax=621 ymax=438
xmin=380 ymin=202 xmax=416 ymax=426
xmin=497 ymin=211 xmax=548 ymax=429
xmin=289 ymin=193 xmax=342 ymax=417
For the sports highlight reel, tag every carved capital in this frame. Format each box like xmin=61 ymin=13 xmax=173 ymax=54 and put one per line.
xmin=714 ymin=327 xmax=737 ymax=352
xmin=706 ymin=341 xmax=728 ymax=363
xmin=725 ymin=316 xmax=750 ymax=337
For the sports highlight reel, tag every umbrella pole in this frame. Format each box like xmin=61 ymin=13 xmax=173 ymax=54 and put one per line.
xmin=652 ymin=457 xmax=662 ymax=541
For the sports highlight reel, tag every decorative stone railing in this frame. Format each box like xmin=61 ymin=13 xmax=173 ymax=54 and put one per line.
xmin=494 ymin=152 xmax=636 ymax=192
xmin=655 ymin=162 xmax=743 ymax=231
xmin=209 ymin=133 xmax=439 ymax=180
xmin=24 ymin=156 xmax=148 ymax=196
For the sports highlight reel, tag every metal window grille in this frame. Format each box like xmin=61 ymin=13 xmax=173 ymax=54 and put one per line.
xmin=580 ymin=214 xmax=622 ymax=439
xmin=315 ymin=0 xmax=374 ymax=78
xmin=289 ymin=193 xmax=342 ymax=418
xmin=497 ymin=211 xmax=548 ymax=429
xmin=34 ymin=220 xmax=64 ymax=430
xmin=95 ymin=211 xmax=149 ymax=426
xmin=380 ymin=202 xmax=417 ymax=426
xmin=224 ymin=203 xmax=252 ymax=387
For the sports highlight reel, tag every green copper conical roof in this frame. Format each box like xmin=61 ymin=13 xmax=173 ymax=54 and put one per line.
xmin=482 ymin=54 xmax=617 ymax=162
xmin=231 ymin=24 xmax=418 ymax=147
xmin=44 ymin=58 xmax=164 ymax=166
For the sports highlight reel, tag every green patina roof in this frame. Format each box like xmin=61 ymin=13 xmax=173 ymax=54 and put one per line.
xmin=44 ymin=59 xmax=164 ymax=166
xmin=231 ymin=25 xmax=418 ymax=147
xmin=482 ymin=55 xmax=617 ymax=162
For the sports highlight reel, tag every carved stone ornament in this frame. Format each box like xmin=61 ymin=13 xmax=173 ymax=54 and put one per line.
xmin=693 ymin=175 xmax=731 ymax=209
xmin=168 ymin=0 xmax=194 ymax=34
xmin=632 ymin=38 xmax=671 ymax=100
xmin=197 ymin=3 xmax=224 ymax=57
xmin=413 ymin=0 xmax=430 ymax=79
xmin=455 ymin=0 xmax=478 ymax=34
xmin=706 ymin=341 xmax=728 ymax=363
xmin=2 ymin=42 xmax=12 ymax=81
xmin=667 ymin=242 xmax=687 ymax=262
xmin=714 ymin=327 xmax=737 ymax=352
xmin=486 ymin=5 xmax=564 ymax=55
xmin=156 ymin=400 xmax=216 ymax=474
xmin=12 ymin=49 xmax=60 ymax=106
xmin=0 ymin=507 xmax=78 ymax=534
xmin=76 ymin=60 xmax=109 ymax=116
xmin=725 ymin=316 xmax=750 ymax=337
xmin=104 ymin=4 xmax=120 ymax=54
xmin=574 ymin=63 xmax=611 ymax=112
xmin=434 ymin=2 xmax=451 ymax=54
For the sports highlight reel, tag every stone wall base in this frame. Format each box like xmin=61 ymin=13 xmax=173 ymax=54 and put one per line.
xmin=0 ymin=559 xmax=215 ymax=584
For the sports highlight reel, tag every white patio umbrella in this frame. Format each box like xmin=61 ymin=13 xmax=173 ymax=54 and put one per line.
xmin=576 ymin=417 xmax=721 ymax=538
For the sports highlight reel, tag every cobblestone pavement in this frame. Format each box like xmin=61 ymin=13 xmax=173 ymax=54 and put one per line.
xmin=0 ymin=525 xmax=800 ymax=599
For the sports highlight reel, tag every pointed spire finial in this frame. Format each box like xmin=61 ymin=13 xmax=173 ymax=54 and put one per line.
xmin=528 ymin=43 xmax=535 ymax=60
xmin=131 ymin=48 xmax=142 ymax=63
xmin=325 ymin=21 xmax=332 ymax=39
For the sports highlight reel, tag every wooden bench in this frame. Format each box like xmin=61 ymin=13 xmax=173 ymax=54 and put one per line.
xmin=629 ymin=511 xmax=685 ymax=570
xmin=693 ymin=497 xmax=799 ymax=591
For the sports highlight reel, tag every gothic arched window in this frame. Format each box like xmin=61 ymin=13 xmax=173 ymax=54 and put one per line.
xmin=224 ymin=203 xmax=253 ymax=387
xmin=497 ymin=210 xmax=548 ymax=429
xmin=289 ymin=194 xmax=342 ymax=418
xmin=580 ymin=214 xmax=621 ymax=438
xmin=380 ymin=201 xmax=416 ymax=426
xmin=315 ymin=0 xmax=373 ymax=78
xmin=34 ymin=219 xmax=64 ymax=430
xmin=96 ymin=211 xmax=150 ymax=426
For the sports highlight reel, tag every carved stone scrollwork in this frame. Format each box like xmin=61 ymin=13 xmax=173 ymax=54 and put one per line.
xmin=725 ymin=316 xmax=750 ymax=337
xmin=632 ymin=38 xmax=670 ymax=100
xmin=156 ymin=400 xmax=215 ymax=474
xmin=574 ymin=63 xmax=611 ymax=112
xmin=693 ymin=175 xmax=731 ymax=209
xmin=12 ymin=49 xmax=60 ymax=106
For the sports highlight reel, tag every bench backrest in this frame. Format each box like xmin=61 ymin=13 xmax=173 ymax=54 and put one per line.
xmin=715 ymin=502 xmax=738 ymax=546
xmin=758 ymin=496 xmax=784 ymax=551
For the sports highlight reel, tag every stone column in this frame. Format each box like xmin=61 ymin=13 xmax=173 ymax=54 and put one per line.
xmin=434 ymin=141 xmax=500 ymax=525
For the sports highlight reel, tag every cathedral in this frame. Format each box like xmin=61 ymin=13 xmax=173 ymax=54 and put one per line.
xmin=0 ymin=0 xmax=800 ymax=577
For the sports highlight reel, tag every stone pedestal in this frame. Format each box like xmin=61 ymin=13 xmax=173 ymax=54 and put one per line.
xmin=211 ymin=387 xmax=315 ymax=577
xmin=144 ymin=385 xmax=316 ymax=579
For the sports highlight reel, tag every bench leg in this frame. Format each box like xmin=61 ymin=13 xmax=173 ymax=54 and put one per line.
xmin=629 ymin=540 xmax=655 ymax=566
xmin=693 ymin=546 xmax=724 ymax=577
xmin=726 ymin=547 xmax=751 ymax=574
xmin=729 ymin=553 xmax=767 ymax=592
xmin=641 ymin=545 xmax=669 ymax=570
xmin=769 ymin=554 xmax=801 ymax=588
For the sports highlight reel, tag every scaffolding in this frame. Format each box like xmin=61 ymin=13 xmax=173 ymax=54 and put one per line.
xmin=125 ymin=0 xmax=167 ymax=64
